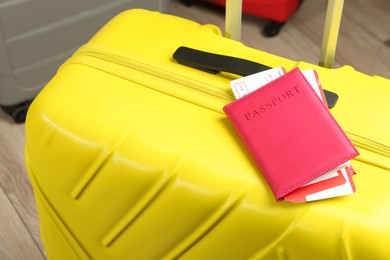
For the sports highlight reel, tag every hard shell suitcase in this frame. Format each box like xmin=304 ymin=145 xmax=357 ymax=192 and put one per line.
xmin=0 ymin=0 xmax=170 ymax=123
xmin=185 ymin=0 xmax=301 ymax=36
xmin=25 ymin=2 xmax=390 ymax=260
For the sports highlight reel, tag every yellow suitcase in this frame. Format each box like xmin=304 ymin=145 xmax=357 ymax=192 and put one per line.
xmin=25 ymin=4 xmax=390 ymax=260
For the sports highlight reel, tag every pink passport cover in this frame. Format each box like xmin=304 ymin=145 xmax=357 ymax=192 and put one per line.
xmin=223 ymin=68 xmax=359 ymax=200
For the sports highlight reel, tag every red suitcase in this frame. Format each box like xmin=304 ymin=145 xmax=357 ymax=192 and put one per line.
xmin=184 ymin=0 xmax=302 ymax=36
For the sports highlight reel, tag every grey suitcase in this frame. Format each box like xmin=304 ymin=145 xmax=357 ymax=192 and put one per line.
xmin=0 ymin=0 xmax=170 ymax=122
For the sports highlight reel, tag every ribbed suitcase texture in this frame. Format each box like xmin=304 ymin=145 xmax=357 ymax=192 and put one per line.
xmin=25 ymin=9 xmax=390 ymax=259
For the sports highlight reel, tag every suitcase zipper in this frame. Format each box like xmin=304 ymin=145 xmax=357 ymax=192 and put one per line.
xmin=67 ymin=45 xmax=390 ymax=169
xmin=69 ymin=45 xmax=236 ymax=106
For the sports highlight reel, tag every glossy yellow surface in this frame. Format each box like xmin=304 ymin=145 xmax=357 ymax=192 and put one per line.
xmin=25 ymin=9 xmax=390 ymax=259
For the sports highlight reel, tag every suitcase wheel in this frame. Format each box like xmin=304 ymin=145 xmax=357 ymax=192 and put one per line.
xmin=183 ymin=0 xmax=194 ymax=6
xmin=1 ymin=100 xmax=31 ymax=123
xmin=263 ymin=21 xmax=286 ymax=37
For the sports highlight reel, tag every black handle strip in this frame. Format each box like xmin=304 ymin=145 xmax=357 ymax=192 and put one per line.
xmin=173 ymin=46 xmax=271 ymax=76
xmin=173 ymin=46 xmax=338 ymax=108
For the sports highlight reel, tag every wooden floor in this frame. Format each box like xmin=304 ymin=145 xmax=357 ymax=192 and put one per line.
xmin=0 ymin=0 xmax=389 ymax=259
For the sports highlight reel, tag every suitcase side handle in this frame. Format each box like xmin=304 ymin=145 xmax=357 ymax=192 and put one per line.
xmin=173 ymin=46 xmax=271 ymax=76
xmin=173 ymin=46 xmax=339 ymax=108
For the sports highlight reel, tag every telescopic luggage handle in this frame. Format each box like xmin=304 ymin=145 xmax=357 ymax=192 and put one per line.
xmin=225 ymin=0 xmax=345 ymax=69
xmin=319 ymin=0 xmax=344 ymax=68
xmin=225 ymin=0 xmax=242 ymax=41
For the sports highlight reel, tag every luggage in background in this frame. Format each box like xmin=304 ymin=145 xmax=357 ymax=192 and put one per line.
xmin=24 ymin=7 xmax=390 ymax=259
xmin=183 ymin=0 xmax=302 ymax=36
xmin=0 ymin=0 xmax=170 ymax=123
